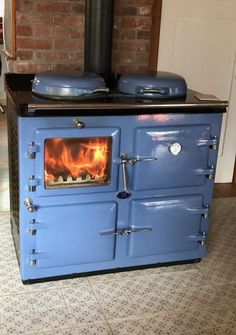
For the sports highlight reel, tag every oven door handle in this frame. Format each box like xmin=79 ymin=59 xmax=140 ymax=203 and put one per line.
xmin=117 ymin=154 xmax=132 ymax=199
xmin=128 ymin=156 xmax=157 ymax=165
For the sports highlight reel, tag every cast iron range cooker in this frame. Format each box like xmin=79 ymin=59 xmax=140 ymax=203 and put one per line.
xmin=6 ymin=0 xmax=228 ymax=283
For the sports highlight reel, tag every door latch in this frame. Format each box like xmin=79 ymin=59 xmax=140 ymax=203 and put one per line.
xmin=99 ymin=227 xmax=152 ymax=237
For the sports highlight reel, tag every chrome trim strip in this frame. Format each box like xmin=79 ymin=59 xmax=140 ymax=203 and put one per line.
xmin=28 ymin=101 xmax=228 ymax=110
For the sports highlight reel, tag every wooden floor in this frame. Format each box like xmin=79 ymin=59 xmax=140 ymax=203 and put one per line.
xmin=0 ymin=111 xmax=235 ymax=207
xmin=213 ymin=183 xmax=236 ymax=198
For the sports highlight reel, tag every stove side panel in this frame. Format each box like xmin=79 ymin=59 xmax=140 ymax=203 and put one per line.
xmin=6 ymin=95 xmax=20 ymax=263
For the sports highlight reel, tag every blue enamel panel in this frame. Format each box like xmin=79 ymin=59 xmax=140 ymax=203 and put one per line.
xmin=132 ymin=125 xmax=211 ymax=190
xmin=34 ymin=202 xmax=117 ymax=268
xmin=128 ymin=195 xmax=203 ymax=258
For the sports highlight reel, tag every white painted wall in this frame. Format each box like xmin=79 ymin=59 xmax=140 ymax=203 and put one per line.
xmin=158 ymin=0 xmax=236 ymax=183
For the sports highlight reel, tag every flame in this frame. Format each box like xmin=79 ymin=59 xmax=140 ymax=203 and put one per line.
xmin=45 ymin=137 xmax=111 ymax=187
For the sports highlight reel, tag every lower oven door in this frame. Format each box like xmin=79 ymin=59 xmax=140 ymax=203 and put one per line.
xmin=33 ymin=201 xmax=117 ymax=268
xmin=128 ymin=195 xmax=207 ymax=259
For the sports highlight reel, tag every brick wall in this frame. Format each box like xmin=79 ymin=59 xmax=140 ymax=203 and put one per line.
xmin=10 ymin=0 xmax=153 ymax=74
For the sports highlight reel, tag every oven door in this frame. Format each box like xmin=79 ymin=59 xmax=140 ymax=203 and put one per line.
xmin=34 ymin=201 xmax=117 ymax=268
xmin=34 ymin=127 xmax=120 ymax=196
xmin=132 ymin=125 xmax=214 ymax=190
xmin=128 ymin=195 xmax=207 ymax=258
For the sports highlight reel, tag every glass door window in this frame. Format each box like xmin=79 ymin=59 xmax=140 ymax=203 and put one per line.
xmin=44 ymin=137 xmax=112 ymax=189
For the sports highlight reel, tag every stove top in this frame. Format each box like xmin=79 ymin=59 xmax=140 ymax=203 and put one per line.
xmin=6 ymin=73 xmax=228 ymax=117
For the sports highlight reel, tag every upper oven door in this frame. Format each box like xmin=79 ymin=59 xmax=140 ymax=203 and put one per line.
xmin=132 ymin=125 xmax=214 ymax=191
xmin=34 ymin=127 xmax=120 ymax=197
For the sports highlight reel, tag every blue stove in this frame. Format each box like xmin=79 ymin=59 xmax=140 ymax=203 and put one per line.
xmin=6 ymin=73 xmax=227 ymax=283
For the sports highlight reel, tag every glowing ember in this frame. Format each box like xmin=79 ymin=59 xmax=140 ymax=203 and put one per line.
xmin=45 ymin=137 xmax=111 ymax=188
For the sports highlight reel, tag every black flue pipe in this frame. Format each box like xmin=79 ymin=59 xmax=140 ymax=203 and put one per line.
xmin=84 ymin=0 xmax=115 ymax=76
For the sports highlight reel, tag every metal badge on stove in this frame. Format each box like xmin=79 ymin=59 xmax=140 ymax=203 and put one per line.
xmin=169 ymin=142 xmax=182 ymax=155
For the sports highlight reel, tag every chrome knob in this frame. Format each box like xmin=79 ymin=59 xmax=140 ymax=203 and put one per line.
xmin=27 ymin=206 xmax=36 ymax=213
xmin=74 ymin=119 xmax=84 ymax=128
xmin=24 ymin=198 xmax=36 ymax=212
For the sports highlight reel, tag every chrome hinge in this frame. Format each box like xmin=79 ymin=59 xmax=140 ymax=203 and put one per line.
xmin=28 ymin=228 xmax=37 ymax=236
xmin=189 ymin=231 xmax=207 ymax=246
xmin=196 ymin=136 xmax=218 ymax=150
xmin=27 ymin=142 xmax=39 ymax=159
xmin=29 ymin=249 xmax=37 ymax=266
xmin=187 ymin=205 xmax=210 ymax=219
xmin=195 ymin=166 xmax=215 ymax=180
xmin=28 ymin=176 xmax=39 ymax=192
xmin=99 ymin=227 xmax=152 ymax=237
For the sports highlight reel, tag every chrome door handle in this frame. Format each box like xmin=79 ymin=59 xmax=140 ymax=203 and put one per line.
xmin=117 ymin=154 xmax=131 ymax=199
xmin=128 ymin=156 xmax=157 ymax=165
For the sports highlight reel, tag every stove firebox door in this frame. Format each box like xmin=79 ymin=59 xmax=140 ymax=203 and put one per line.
xmin=128 ymin=195 xmax=206 ymax=258
xmin=34 ymin=127 xmax=120 ymax=196
xmin=133 ymin=125 xmax=214 ymax=190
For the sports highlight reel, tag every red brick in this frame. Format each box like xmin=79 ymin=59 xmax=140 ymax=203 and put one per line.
xmin=119 ymin=41 xmax=149 ymax=52
xmin=36 ymin=51 xmax=70 ymax=62
xmin=37 ymin=2 xmax=69 ymax=14
xmin=122 ymin=17 xmax=151 ymax=29
xmin=137 ymin=30 xmax=150 ymax=40
xmin=71 ymin=28 xmax=85 ymax=39
xmin=138 ymin=6 xmax=151 ymax=16
xmin=17 ymin=50 xmax=33 ymax=60
xmin=53 ymin=27 xmax=71 ymax=39
xmin=53 ymin=15 xmax=84 ymax=28
xmin=136 ymin=52 xmax=149 ymax=63
xmin=113 ymin=62 xmax=141 ymax=74
xmin=16 ymin=13 xmax=53 ymax=25
xmin=138 ymin=64 xmax=148 ymax=72
xmin=16 ymin=26 xmax=33 ymax=37
xmin=17 ymin=38 xmax=52 ymax=50
xmin=117 ymin=52 xmax=135 ymax=64
xmin=68 ymin=53 xmax=84 ymax=63
xmin=120 ymin=30 xmax=136 ymax=40
xmin=51 ymin=64 xmax=83 ymax=71
xmin=119 ymin=7 xmax=137 ymax=16
xmin=54 ymin=39 xmax=82 ymax=51
xmin=34 ymin=25 xmax=53 ymax=37
xmin=12 ymin=63 xmax=50 ymax=73
xmin=70 ymin=3 xmax=85 ymax=14
xmin=15 ymin=0 xmax=34 ymax=12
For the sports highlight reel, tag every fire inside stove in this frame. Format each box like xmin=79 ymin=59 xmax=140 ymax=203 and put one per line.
xmin=44 ymin=137 xmax=112 ymax=189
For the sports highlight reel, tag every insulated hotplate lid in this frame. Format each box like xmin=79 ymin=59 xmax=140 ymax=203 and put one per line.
xmin=32 ymin=71 xmax=109 ymax=99
xmin=117 ymin=71 xmax=187 ymax=98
